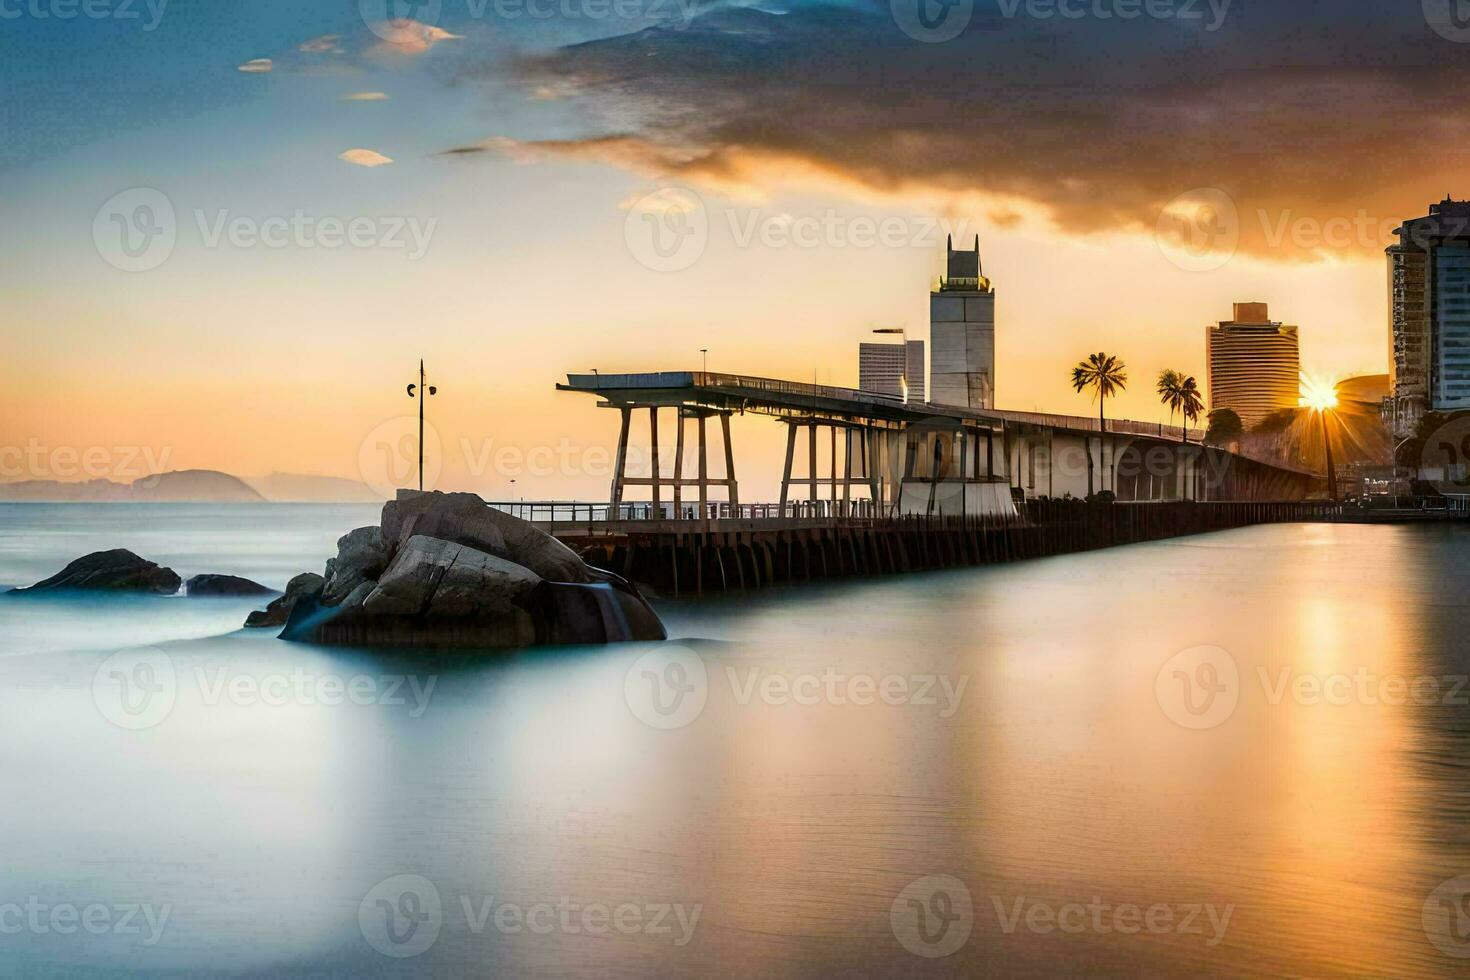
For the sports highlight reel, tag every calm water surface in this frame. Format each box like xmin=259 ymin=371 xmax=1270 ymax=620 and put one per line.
xmin=2 ymin=503 xmax=1469 ymax=977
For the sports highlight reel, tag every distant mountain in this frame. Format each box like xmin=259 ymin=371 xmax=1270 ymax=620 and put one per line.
xmin=0 ymin=479 xmax=135 ymax=502
xmin=244 ymin=472 xmax=384 ymax=503
xmin=0 ymin=469 xmax=384 ymax=503
xmin=0 ymin=469 xmax=265 ymax=502
xmin=139 ymin=470 xmax=266 ymax=502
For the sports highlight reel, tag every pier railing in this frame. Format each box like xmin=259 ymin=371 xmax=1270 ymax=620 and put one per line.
xmin=488 ymin=499 xmax=886 ymax=523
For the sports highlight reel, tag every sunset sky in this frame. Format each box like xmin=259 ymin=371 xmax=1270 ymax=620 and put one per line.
xmin=3 ymin=0 xmax=1466 ymax=498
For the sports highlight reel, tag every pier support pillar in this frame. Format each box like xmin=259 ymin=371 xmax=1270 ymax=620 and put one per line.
xmin=609 ymin=406 xmax=631 ymax=512
xmin=650 ymin=408 xmax=661 ymax=515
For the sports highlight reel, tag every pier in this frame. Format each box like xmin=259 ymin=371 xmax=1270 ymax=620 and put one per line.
xmin=443 ymin=371 xmax=1336 ymax=594
xmin=556 ymin=370 xmax=1321 ymax=516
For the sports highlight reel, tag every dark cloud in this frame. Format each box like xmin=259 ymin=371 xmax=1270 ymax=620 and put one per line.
xmin=461 ymin=0 xmax=1470 ymax=258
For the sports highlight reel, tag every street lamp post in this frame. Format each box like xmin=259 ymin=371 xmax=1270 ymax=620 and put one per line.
xmin=700 ymin=348 xmax=708 ymax=375
xmin=406 ymin=359 xmax=438 ymax=492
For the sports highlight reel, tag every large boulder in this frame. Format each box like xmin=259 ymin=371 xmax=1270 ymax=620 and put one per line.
xmin=14 ymin=550 xmax=180 ymax=594
xmin=186 ymin=574 xmax=275 ymax=597
xmin=244 ymin=572 xmax=324 ymax=628
xmin=269 ymin=491 xmax=664 ymax=649
xmin=321 ymin=525 xmax=388 ymax=605
xmin=381 ymin=491 xmax=588 ymax=583
xmin=280 ymin=538 xmax=540 ymax=649
xmin=362 ymin=535 xmax=542 ymax=617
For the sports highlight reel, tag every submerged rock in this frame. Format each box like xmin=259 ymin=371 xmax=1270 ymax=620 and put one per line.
xmin=274 ymin=490 xmax=664 ymax=649
xmin=186 ymin=574 xmax=275 ymax=597
xmin=244 ymin=572 xmax=324 ymax=628
xmin=14 ymin=550 xmax=180 ymax=595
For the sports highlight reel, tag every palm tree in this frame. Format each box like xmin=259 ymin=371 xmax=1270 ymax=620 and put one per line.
xmin=1177 ymin=375 xmax=1204 ymax=443
xmin=1071 ymin=352 xmax=1128 ymax=495
xmin=1157 ymin=369 xmax=1185 ymax=435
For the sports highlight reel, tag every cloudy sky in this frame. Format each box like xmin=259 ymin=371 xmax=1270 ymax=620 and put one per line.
xmin=2 ymin=0 xmax=1465 ymax=497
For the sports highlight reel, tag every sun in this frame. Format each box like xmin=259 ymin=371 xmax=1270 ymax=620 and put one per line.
xmin=1298 ymin=373 xmax=1339 ymax=412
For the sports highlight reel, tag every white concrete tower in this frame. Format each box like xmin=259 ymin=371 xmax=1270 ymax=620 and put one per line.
xmin=929 ymin=234 xmax=995 ymax=409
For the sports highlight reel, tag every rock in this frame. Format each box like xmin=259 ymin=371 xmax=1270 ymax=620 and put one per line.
xmin=382 ymin=491 xmax=588 ymax=583
xmin=244 ymin=572 xmax=324 ymax=628
xmin=270 ymin=491 xmax=664 ymax=649
xmin=14 ymin=550 xmax=180 ymax=594
xmin=186 ymin=574 xmax=276 ymax=597
xmin=321 ymin=525 xmax=388 ymax=604
xmin=529 ymin=575 xmax=668 ymax=646
xmin=280 ymin=541 xmax=539 ymax=648
xmin=362 ymin=535 xmax=541 ymax=618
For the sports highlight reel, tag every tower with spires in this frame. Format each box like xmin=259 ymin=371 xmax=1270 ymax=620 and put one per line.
xmin=930 ymin=233 xmax=995 ymax=409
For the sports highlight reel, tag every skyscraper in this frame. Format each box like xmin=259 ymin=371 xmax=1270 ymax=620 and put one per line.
xmin=1205 ymin=303 xmax=1300 ymax=429
xmin=859 ymin=341 xmax=926 ymax=401
xmin=929 ymin=235 xmax=995 ymax=409
xmin=1386 ymin=196 xmax=1470 ymax=437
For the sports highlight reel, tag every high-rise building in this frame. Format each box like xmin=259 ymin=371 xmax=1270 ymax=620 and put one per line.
xmin=930 ymin=235 xmax=995 ymax=409
xmin=1386 ymin=196 xmax=1470 ymax=437
xmin=1205 ymin=303 xmax=1300 ymax=429
xmin=859 ymin=341 xmax=926 ymax=402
